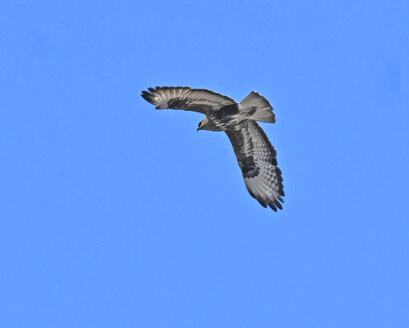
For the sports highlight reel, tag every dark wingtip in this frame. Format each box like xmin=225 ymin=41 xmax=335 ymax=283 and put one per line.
xmin=141 ymin=90 xmax=155 ymax=104
xmin=256 ymin=198 xmax=268 ymax=208
xmin=268 ymin=202 xmax=278 ymax=211
xmin=274 ymin=198 xmax=283 ymax=210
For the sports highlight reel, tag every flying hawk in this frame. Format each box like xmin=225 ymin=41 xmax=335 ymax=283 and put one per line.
xmin=141 ymin=86 xmax=284 ymax=211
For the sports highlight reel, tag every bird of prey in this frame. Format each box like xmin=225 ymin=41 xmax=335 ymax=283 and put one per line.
xmin=141 ymin=86 xmax=284 ymax=211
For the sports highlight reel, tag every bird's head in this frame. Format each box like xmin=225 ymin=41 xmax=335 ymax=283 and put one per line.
xmin=197 ymin=117 xmax=209 ymax=131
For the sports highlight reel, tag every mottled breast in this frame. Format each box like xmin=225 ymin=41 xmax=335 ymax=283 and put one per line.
xmin=208 ymin=104 xmax=240 ymax=130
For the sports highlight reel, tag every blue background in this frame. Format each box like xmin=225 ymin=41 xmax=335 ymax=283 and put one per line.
xmin=1 ymin=1 xmax=409 ymax=327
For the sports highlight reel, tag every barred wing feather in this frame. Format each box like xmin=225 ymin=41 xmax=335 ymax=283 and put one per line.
xmin=225 ymin=120 xmax=284 ymax=211
xmin=141 ymin=86 xmax=236 ymax=114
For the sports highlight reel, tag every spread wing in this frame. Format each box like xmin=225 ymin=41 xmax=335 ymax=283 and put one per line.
xmin=141 ymin=86 xmax=236 ymax=114
xmin=225 ymin=120 xmax=284 ymax=211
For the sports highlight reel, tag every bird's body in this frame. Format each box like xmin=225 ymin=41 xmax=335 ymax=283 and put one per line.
xmin=201 ymin=104 xmax=240 ymax=131
xmin=141 ymin=86 xmax=284 ymax=211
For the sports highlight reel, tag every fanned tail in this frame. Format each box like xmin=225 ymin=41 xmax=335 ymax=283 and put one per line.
xmin=239 ymin=91 xmax=275 ymax=123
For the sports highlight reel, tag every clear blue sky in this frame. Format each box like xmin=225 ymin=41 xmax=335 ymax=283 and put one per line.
xmin=1 ymin=1 xmax=409 ymax=327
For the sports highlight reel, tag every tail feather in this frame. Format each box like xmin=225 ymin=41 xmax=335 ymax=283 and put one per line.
xmin=239 ymin=91 xmax=275 ymax=123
